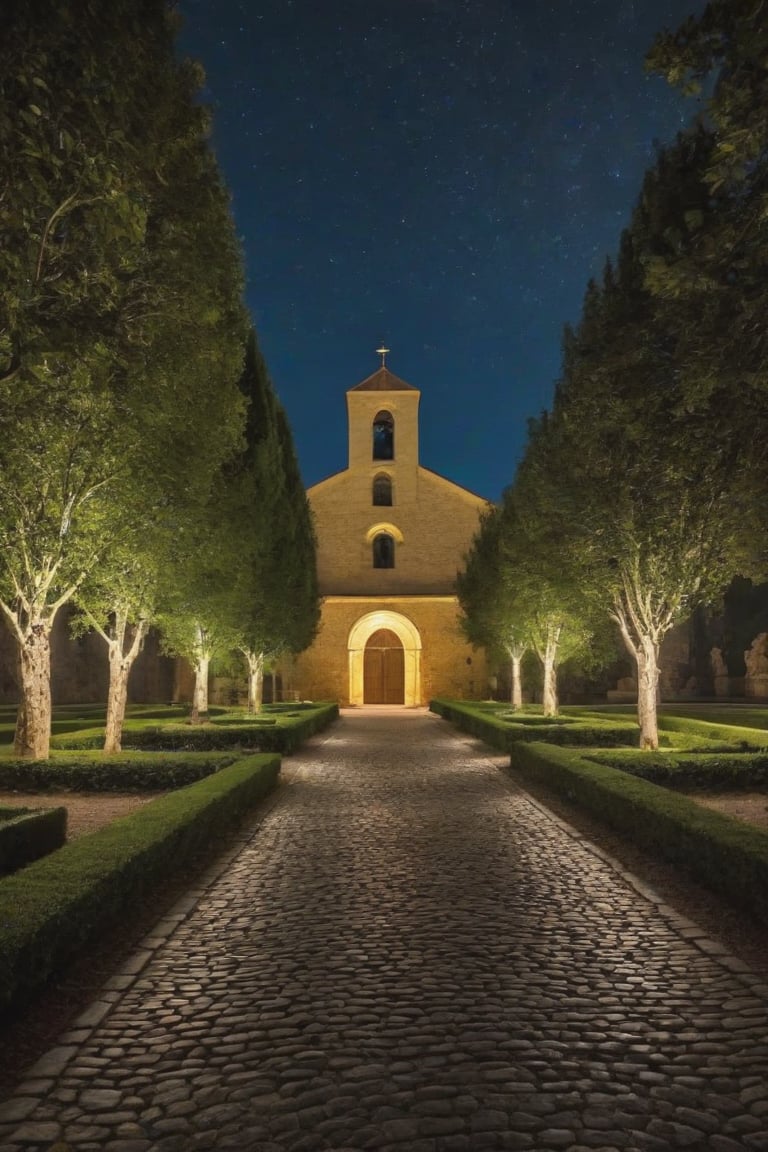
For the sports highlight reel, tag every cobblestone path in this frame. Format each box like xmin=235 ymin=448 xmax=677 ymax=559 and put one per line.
xmin=1 ymin=710 xmax=768 ymax=1152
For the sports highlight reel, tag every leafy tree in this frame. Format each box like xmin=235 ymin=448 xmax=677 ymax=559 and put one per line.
xmin=271 ymin=405 xmax=320 ymax=659
xmin=644 ymin=4 xmax=768 ymax=501
xmin=0 ymin=0 xmax=246 ymax=756
xmin=503 ymin=472 xmax=602 ymax=717
xmin=457 ymin=504 xmax=530 ymax=708
xmin=528 ymin=183 xmax=752 ymax=745
xmin=72 ymin=541 xmax=159 ymax=754
xmin=458 ymin=479 xmax=598 ymax=716
xmin=160 ymin=332 xmax=318 ymax=718
xmin=227 ymin=334 xmax=318 ymax=712
xmin=158 ymin=518 xmax=243 ymax=723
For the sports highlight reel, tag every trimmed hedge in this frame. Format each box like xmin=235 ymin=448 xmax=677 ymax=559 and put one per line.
xmin=580 ymin=708 xmax=768 ymax=749
xmin=0 ymin=709 xmax=191 ymax=745
xmin=511 ymin=741 xmax=768 ymax=926
xmin=657 ymin=714 xmax=768 ymax=749
xmin=667 ymin=707 xmax=768 ymax=732
xmin=430 ymin=698 xmax=639 ymax=750
xmin=585 ymin=705 xmax=768 ymax=734
xmin=210 ymin=716 xmax=277 ymax=727
xmin=0 ymin=751 xmax=239 ymax=793
xmin=0 ymin=806 xmax=67 ymax=875
xmin=50 ymin=702 xmax=339 ymax=755
xmin=585 ymin=748 xmax=768 ymax=791
xmin=0 ymin=753 xmax=280 ymax=1014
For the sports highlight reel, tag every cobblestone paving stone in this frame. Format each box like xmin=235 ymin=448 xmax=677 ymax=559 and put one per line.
xmin=1 ymin=709 xmax=768 ymax=1152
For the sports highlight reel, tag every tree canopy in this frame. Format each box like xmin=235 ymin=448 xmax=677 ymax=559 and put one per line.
xmin=508 ymin=134 xmax=754 ymax=744
xmin=644 ymin=2 xmax=768 ymax=440
xmin=0 ymin=0 xmax=247 ymax=754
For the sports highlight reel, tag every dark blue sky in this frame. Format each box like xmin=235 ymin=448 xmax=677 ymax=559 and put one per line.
xmin=177 ymin=0 xmax=705 ymax=501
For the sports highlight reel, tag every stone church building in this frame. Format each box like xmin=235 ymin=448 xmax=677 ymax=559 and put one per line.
xmin=289 ymin=362 xmax=489 ymax=706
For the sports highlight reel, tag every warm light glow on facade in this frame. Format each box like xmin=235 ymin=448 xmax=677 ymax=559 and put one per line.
xmin=347 ymin=610 xmax=422 ymax=706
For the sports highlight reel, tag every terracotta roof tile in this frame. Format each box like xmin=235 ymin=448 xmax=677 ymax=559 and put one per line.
xmin=348 ymin=366 xmax=419 ymax=392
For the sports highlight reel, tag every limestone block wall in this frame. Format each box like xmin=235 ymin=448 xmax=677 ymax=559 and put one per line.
xmin=291 ymin=596 xmax=487 ymax=705
xmin=310 ymin=467 xmax=487 ymax=596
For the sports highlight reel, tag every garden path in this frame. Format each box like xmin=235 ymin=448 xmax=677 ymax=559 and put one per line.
xmin=0 ymin=708 xmax=767 ymax=1151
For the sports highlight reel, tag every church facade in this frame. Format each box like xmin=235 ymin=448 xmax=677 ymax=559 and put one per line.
xmin=290 ymin=362 xmax=489 ymax=706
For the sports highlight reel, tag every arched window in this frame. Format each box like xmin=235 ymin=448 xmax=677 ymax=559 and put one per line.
xmin=372 ymin=410 xmax=394 ymax=460
xmin=372 ymin=473 xmax=392 ymax=506
xmin=372 ymin=532 xmax=395 ymax=569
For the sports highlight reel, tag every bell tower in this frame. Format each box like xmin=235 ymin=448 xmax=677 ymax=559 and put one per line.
xmin=346 ymin=352 xmax=421 ymax=505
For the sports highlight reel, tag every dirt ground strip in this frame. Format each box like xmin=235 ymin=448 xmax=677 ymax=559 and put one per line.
xmin=0 ymin=792 xmax=161 ymax=839
xmin=693 ymin=791 xmax=768 ymax=829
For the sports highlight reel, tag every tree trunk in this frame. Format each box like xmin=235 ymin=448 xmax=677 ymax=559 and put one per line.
xmin=103 ymin=618 xmax=148 ymax=754
xmin=636 ymin=634 xmax=660 ymax=750
xmin=509 ymin=653 xmax=523 ymax=710
xmin=541 ymin=652 xmax=558 ymax=716
xmin=246 ymin=651 xmax=264 ymax=713
xmin=187 ymin=621 xmax=211 ymax=725
xmin=14 ymin=623 xmax=53 ymax=759
xmin=613 ymin=596 xmax=663 ymax=751
xmin=539 ymin=622 xmax=560 ymax=717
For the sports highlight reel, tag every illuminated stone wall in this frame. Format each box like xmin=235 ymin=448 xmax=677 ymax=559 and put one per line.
xmin=291 ymin=596 xmax=487 ymax=706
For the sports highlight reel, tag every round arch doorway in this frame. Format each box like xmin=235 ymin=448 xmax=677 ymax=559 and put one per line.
xmin=348 ymin=611 xmax=422 ymax=707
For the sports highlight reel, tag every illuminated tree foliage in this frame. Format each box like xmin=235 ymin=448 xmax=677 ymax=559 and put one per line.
xmin=0 ymin=0 xmax=247 ymax=755
xmin=505 ymin=444 xmax=606 ymax=718
xmin=161 ymin=331 xmax=318 ymax=717
xmin=458 ymin=503 xmax=530 ymax=709
xmin=72 ymin=541 xmax=162 ymax=754
xmin=458 ymin=479 xmax=598 ymax=717
xmin=645 ymin=0 xmax=768 ymax=407
xmin=520 ymin=154 xmax=754 ymax=746
xmin=227 ymin=333 xmax=319 ymax=712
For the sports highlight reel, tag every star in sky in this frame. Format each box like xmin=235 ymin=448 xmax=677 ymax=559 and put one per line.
xmin=178 ymin=0 xmax=706 ymax=500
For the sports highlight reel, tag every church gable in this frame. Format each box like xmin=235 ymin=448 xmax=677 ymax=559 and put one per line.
xmin=292 ymin=357 xmax=489 ymax=706
xmin=308 ymin=363 xmax=487 ymax=597
xmin=416 ymin=466 xmax=488 ymax=510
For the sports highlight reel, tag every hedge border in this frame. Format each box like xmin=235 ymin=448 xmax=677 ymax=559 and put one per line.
xmin=584 ymin=748 xmax=768 ymax=791
xmin=0 ymin=753 xmax=279 ymax=1014
xmin=511 ymin=741 xmax=768 ymax=926
xmin=658 ymin=714 xmax=768 ymax=749
xmin=50 ymin=702 xmax=339 ymax=755
xmin=430 ymin=698 xmax=639 ymax=750
xmin=0 ymin=806 xmax=67 ymax=875
xmin=0 ymin=751 xmax=239 ymax=793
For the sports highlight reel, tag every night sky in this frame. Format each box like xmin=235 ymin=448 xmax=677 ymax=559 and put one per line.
xmin=176 ymin=0 xmax=706 ymax=501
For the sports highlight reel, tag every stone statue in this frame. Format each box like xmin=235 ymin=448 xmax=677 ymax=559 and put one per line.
xmin=744 ymin=634 xmax=768 ymax=699
xmin=745 ymin=634 xmax=768 ymax=677
xmin=710 ymin=647 xmax=728 ymax=678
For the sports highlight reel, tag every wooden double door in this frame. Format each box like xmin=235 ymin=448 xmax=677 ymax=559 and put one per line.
xmin=363 ymin=629 xmax=405 ymax=704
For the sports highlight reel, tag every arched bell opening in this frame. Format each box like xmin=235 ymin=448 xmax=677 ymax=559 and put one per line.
xmin=372 ymin=410 xmax=394 ymax=460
